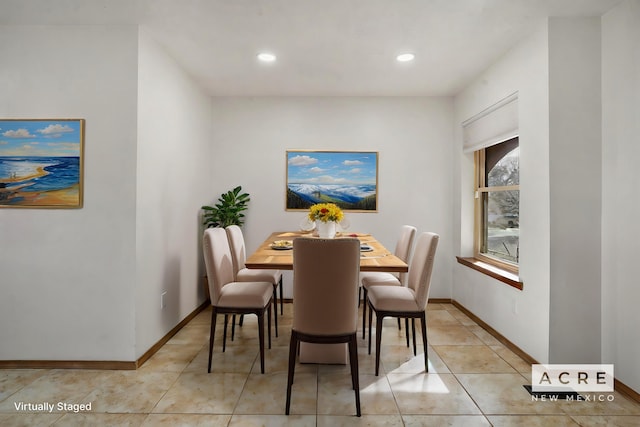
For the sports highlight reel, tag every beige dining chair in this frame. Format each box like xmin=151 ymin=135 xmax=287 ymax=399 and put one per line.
xmin=360 ymin=225 xmax=416 ymax=339
xmin=367 ymin=232 xmax=439 ymax=376
xmin=203 ymin=228 xmax=273 ymax=374
xmin=286 ymin=237 xmax=361 ymax=417
xmin=226 ymin=225 xmax=283 ymax=337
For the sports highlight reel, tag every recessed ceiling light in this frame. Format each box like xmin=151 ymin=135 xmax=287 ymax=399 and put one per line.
xmin=396 ymin=53 xmax=415 ymax=62
xmin=257 ymin=52 xmax=276 ymax=62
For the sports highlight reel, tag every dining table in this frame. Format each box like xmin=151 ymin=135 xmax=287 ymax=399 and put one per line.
xmin=245 ymin=231 xmax=409 ymax=273
xmin=245 ymin=230 xmax=408 ymax=364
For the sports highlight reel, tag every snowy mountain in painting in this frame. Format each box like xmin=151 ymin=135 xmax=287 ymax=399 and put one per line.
xmin=288 ymin=183 xmax=376 ymax=205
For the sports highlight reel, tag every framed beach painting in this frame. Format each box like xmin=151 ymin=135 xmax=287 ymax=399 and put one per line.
xmin=286 ymin=150 xmax=378 ymax=211
xmin=0 ymin=119 xmax=84 ymax=208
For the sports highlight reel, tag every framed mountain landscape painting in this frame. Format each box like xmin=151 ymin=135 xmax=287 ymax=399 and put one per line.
xmin=286 ymin=150 xmax=378 ymax=211
xmin=0 ymin=119 xmax=84 ymax=208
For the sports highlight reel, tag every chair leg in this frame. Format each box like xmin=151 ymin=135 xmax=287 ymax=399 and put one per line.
xmin=258 ymin=309 xmax=265 ymax=374
xmin=279 ymin=275 xmax=284 ymax=315
xmin=420 ymin=313 xmax=428 ymax=372
xmin=398 ymin=317 xmax=402 ymax=331
xmin=239 ymin=314 xmax=244 ymax=326
xmin=375 ymin=313 xmax=384 ymax=376
xmin=368 ymin=301 xmax=373 ymax=355
xmin=208 ymin=308 xmax=217 ymax=373
xmin=412 ymin=318 xmax=417 ymax=356
xmin=349 ymin=338 xmax=357 ymax=390
xmin=358 ymin=286 xmax=362 ymax=307
xmin=222 ymin=315 xmax=229 ymax=352
xmin=348 ymin=334 xmax=361 ymax=417
xmin=272 ymin=287 xmax=279 ymax=338
xmin=268 ymin=302 xmax=272 ymax=350
xmin=285 ymin=331 xmax=298 ymax=415
xmin=362 ymin=287 xmax=368 ymax=339
xmin=405 ymin=318 xmax=410 ymax=348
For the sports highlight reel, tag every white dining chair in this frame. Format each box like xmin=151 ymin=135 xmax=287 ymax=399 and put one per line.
xmin=202 ymin=228 xmax=273 ymax=374
xmin=286 ymin=237 xmax=361 ymax=417
xmin=226 ymin=225 xmax=283 ymax=337
xmin=367 ymin=232 xmax=439 ymax=376
xmin=360 ymin=225 xmax=416 ymax=339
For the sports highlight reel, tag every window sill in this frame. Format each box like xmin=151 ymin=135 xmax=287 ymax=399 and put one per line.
xmin=456 ymin=256 xmax=523 ymax=290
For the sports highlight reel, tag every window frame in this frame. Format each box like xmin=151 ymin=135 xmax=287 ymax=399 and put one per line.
xmin=473 ymin=138 xmax=520 ymax=275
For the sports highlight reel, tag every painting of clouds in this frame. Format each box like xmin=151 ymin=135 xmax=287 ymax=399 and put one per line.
xmin=286 ymin=150 xmax=378 ymax=211
xmin=0 ymin=119 xmax=84 ymax=208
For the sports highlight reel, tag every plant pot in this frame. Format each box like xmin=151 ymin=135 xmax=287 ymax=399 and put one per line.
xmin=316 ymin=221 xmax=337 ymax=238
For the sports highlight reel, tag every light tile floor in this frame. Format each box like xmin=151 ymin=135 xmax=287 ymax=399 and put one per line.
xmin=1 ymin=303 xmax=639 ymax=426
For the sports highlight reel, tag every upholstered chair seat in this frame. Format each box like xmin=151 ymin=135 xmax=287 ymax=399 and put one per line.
xmin=217 ymin=283 xmax=273 ymax=307
xmin=361 ymin=273 xmax=401 ymax=288
xmin=367 ymin=286 xmax=420 ymax=312
xmin=236 ymin=268 xmax=280 ymax=284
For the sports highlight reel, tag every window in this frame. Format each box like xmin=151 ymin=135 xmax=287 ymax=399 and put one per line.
xmin=474 ymin=137 xmax=519 ymax=272
xmin=459 ymin=92 xmax=521 ymax=286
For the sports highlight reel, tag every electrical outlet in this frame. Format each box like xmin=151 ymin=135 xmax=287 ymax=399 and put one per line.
xmin=161 ymin=291 xmax=167 ymax=309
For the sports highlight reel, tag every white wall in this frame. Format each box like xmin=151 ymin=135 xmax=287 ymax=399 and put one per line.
xmin=455 ymin=12 xmax=640 ymax=395
xmin=602 ymin=0 xmax=640 ymax=393
xmin=453 ymin=24 xmax=551 ymax=363
xmin=209 ymin=97 xmax=454 ymax=299
xmin=548 ymin=18 xmax=602 ymax=364
xmin=0 ymin=25 xmax=215 ymax=363
xmin=135 ymin=30 xmax=212 ymax=357
xmin=0 ymin=25 xmax=139 ymax=360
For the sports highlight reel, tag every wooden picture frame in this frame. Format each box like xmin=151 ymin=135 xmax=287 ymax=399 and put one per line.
xmin=0 ymin=119 xmax=84 ymax=208
xmin=286 ymin=150 xmax=378 ymax=211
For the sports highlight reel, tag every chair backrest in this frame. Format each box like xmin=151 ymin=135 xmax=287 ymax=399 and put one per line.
xmin=394 ymin=225 xmax=417 ymax=285
xmin=225 ymin=225 xmax=246 ymax=277
xmin=293 ymin=238 xmax=360 ymax=336
xmin=406 ymin=232 xmax=439 ymax=310
xmin=203 ymin=228 xmax=235 ymax=305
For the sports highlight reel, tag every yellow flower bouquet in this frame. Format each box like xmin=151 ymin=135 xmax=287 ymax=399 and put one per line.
xmin=308 ymin=203 xmax=344 ymax=223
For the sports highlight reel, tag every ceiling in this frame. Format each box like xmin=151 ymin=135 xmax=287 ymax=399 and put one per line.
xmin=1 ymin=0 xmax=623 ymax=96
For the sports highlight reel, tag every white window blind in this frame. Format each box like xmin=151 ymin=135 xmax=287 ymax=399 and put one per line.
xmin=462 ymin=92 xmax=519 ymax=153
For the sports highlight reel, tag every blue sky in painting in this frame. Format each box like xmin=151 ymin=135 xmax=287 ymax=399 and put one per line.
xmin=0 ymin=120 xmax=82 ymax=157
xmin=287 ymin=151 xmax=377 ymax=185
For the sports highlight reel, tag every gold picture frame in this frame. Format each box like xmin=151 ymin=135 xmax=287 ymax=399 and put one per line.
xmin=0 ymin=118 xmax=84 ymax=208
xmin=286 ymin=150 xmax=378 ymax=212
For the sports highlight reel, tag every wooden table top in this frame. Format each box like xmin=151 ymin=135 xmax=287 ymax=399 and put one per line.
xmin=245 ymin=231 xmax=408 ymax=273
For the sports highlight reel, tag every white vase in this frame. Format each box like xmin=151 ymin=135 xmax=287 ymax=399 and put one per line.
xmin=316 ymin=221 xmax=337 ymax=238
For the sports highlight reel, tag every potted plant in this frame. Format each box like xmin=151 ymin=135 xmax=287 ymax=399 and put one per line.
xmin=202 ymin=185 xmax=250 ymax=228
